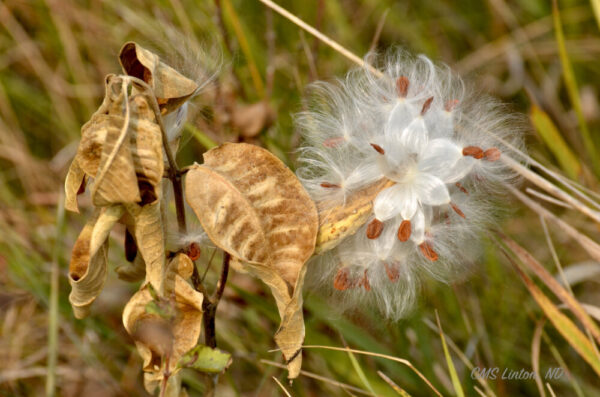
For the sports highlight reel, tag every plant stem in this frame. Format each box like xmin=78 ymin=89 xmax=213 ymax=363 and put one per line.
xmin=202 ymin=252 xmax=230 ymax=348
xmin=46 ymin=193 xmax=66 ymax=397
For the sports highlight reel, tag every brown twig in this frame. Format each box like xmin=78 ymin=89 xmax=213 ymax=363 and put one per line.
xmin=202 ymin=251 xmax=231 ymax=348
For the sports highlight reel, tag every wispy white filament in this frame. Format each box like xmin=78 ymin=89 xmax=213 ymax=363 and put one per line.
xmin=297 ymin=50 xmax=525 ymax=320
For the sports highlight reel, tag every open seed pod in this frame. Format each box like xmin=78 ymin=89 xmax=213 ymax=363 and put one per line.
xmin=185 ymin=143 xmax=319 ymax=378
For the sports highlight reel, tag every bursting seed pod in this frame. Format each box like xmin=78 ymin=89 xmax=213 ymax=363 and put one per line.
xmin=296 ymin=50 xmax=525 ymax=320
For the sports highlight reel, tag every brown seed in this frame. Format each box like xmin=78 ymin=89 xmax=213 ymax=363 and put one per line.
xmin=320 ymin=182 xmax=341 ymax=188
xmin=397 ymin=220 xmax=412 ymax=242
xmin=323 ymin=136 xmax=346 ymax=148
xmin=370 ymin=143 xmax=385 ymax=155
xmin=186 ymin=242 xmax=201 ymax=261
xmin=450 ymin=202 xmax=466 ymax=218
xmin=77 ymin=177 xmax=87 ymax=195
xmin=419 ymin=242 xmax=439 ymax=261
xmin=334 ymin=267 xmax=352 ymax=290
xmin=462 ymin=146 xmax=484 ymax=159
xmin=366 ymin=218 xmax=384 ymax=239
xmin=361 ymin=269 xmax=371 ymax=291
xmin=484 ymin=147 xmax=501 ymax=162
xmin=396 ymin=76 xmax=409 ymax=98
xmin=421 ymin=96 xmax=434 ymax=115
xmin=445 ymin=99 xmax=459 ymax=112
xmin=455 ymin=182 xmax=468 ymax=195
xmin=384 ymin=262 xmax=399 ymax=282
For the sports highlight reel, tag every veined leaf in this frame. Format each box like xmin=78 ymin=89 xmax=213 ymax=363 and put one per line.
xmin=178 ymin=345 xmax=232 ymax=374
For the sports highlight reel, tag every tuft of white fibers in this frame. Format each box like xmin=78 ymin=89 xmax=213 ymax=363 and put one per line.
xmin=297 ymin=49 xmax=526 ymax=321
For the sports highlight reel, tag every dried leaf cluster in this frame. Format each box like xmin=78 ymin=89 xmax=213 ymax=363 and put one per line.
xmin=65 ymin=41 xmax=319 ymax=394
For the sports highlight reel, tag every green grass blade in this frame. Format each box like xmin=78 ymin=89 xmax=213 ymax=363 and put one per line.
xmin=591 ymin=0 xmax=600 ymax=30
xmin=222 ymin=0 xmax=265 ymax=98
xmin=185 ymin=123 xmax=218 ymax=150
xmin=553 ymin=0 xmax=600 ymax=175
xmin=343 ymin=343 xmax=377 ymax=395
xmin=530 ymin=105 xmax=582 ymax=180
xmin=434 ymin=311 xmax=465 ymax=397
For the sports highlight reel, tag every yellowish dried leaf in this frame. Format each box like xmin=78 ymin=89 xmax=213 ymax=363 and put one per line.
xmin=123 ymin=265 xmax=204 ymax=393
xmin=124 ymin=200 xmax=165 ymax=291
xmin=119 ymin=42 xmax=199 ymax=115
xmin=64 ymin=157 xmax=85 ymax=213
xmin=185 ymin=142 xmax=318 ymax=378
xmin=69 ymin=205 xmax=124 ymax=319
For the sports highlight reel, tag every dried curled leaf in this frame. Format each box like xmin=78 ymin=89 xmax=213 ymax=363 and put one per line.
xmin=119 ymin=42 xmax=199 ymax=115
xmin=64 ymin=157 xmax=85 ymax=213
xmin=123 ymin=258 xmax=204 ymax=394
xmin=185 ymin=143 xmax=318 ymax=378
xmin=124 ymin=200 xmax=165 ymax=291
xmin=69 ymin=205 xmax=124 ymax=318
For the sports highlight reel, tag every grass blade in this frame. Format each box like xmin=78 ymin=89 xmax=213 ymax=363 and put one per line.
xmin=434 ymin=311 xmax=465 ymax=397
xmin=530 ymin=105 xmax=581 ymax=180
xmin=504 ymin=250 xmax=600 ymax=377
xmin=552 ymin=0 xmax=600 ymax=175
xmin=591 ymin=0 xmax=600 ymax=30
xmin=222 ymin=0 xmax=265 ymax=98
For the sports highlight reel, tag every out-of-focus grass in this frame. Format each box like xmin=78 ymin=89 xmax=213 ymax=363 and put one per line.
xmin=1 ymin=0 xmax=600 ymax=396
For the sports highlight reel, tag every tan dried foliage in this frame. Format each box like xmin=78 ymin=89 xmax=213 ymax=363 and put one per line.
xmin=119 ymin=42 xmax=198 ymax=115
xmin=68 ymin=205 xmax=124 ymax=319
xmin=123 ymin=255 xmax=204 ymax=394
xmin=185 ymin=143 xmax=318 ymax=378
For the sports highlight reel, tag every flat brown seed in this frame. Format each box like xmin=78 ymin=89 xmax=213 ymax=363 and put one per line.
xmin=396 ymin=76 xmax=409 ymax=98
xmin=419 ymin=242 xmax=439 ymax=262
xmin=366 ymin=218 xmax=384 ymax=239
xmin=484 ymin=147 xmax=501 ymax=161
xmin=445 ymin=99 xmax=459 ymax=112
xmin=455 ymin=182 xmax=468 ymax=195
xmin=370 ymin=143 xmax=385 ymax=155
xmin=462 ymin=146 xmax=484 ymax=159
xmin=323 ymin=136 xmax=346 ymax=148
xmin=397 ymin=220 xmax=411 ymax=242
xmin=334 ymin=267 xmax=352 ymax=291
xmin=384 ymin=262 xmax=399 ymax=282
xmin=320 ymin=182 xmax=341 ymax=188
xmin=362 ymin=269 xmax=371 ymax=291
xmin=186 ymin=242 xmax=201 ymax=261
xmin=450 ymin=202 xmax=466 ymax=218
xmin=421 ymin=96 xmax=434 ymax=115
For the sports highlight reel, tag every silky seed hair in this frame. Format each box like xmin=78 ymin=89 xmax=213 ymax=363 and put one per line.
xmin=297 ymin=49 xmax=525 ymax=320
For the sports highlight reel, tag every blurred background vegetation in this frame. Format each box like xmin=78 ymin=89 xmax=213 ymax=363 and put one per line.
xmin=1 ymin=0 xmax=600 ymax=396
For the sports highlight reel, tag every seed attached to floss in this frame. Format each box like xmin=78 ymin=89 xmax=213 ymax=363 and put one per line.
xmin=421 ymin=96 xmax=434 ymax=115
xmin=320 ymin=182 xmax=341 ymax=188
xmin=323 ymin=136 xmax=346 ymax=148
xmin=444 ymin=99 xmax=459 ymax=112
xmin=383 ymin=262 xmax=399 ymax=282
xmin=483 ymin=147 xmax=501 ymax=161
xmin=186 ymin=242 xmax=201 ymax=261
xmin=419 ymin=242 xmax=439 ymax=262
xmin=455 ymin=182 xmax=468 ymax=195
xmin=366 ymin=218 xmax=384 ymax=239
xmin=361 ymin=269 xmax=371 ymax=291
xmin=397 ymin=220 xmax=412 ymax=242
xmin=396 ymin=76 xmax=409 ymax=98
xmin=462 ymin=146 xmax=484 ymax=159
xmin=334 ymin=267 xmax=353 ymax=291
xmin=450 ymin=202 xmax=466 ymax=218
xmin=370 ymin=143 xmax=385 ymax=155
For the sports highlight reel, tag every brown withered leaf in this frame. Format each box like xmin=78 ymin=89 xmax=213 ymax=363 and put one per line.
xmin=123 ymin=200 xmax=165 ymax=291
xmin=64 ymin=157 xmax=85 ymax=213
xmin=69 ymin=205 xmax=125 ymax=319
xmin=185 ymin=143 xmax=318 ymax=378
xmin=119 ymin=42 xmax=199 ymax=115
xmin=123 ymin=257 xmax=203 ymax=395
